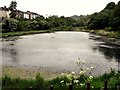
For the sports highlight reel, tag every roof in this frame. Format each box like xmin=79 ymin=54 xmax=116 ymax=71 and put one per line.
xmin=0 ymin=6 xmax=40 ymax=16
xmin=0 ymin=6 xmax=9 ymax=11
xmin=17 ymin=10 xmax=25 ymax=13
xmin=27 ymin=11 xmax=39 ymax=15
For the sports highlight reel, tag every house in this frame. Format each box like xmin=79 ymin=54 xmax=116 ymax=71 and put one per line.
xmin=16 ymin=10 xmax=39 ymax=19
xmin=16 ymin=10 xmax=24 ymax=19
xmin=0 ymin=6 xmax=11 ymax=19
xmin=0 ymin=6 xmax=40 ymax=20
xmin=23 ymin=12 xmax=29 ymax=19
xmin=26 ymin=11 xmax=39 ymax=19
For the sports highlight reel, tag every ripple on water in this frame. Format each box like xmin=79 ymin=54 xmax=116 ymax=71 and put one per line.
xmin=2 ymin=31 xmax=120 ymax=76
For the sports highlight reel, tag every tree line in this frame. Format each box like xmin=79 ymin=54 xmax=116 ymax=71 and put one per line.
xmin=86 ymin=1 xmax=120 ymax=30
xmin=2 ymin=1 xmax=120 ymax=33
xmin=2 ymin=15 xmax=78 ymax=32
xmin=1 ymin=1 xmax=79 ymax=32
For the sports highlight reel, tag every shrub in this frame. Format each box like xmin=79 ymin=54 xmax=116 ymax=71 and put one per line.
xmin=105 ymin=27 xmax=112 ymax=31
xmin=2 ymin=18 xmax=18 ymax=32
xmin=34 ymin=73 xmax=45 ymax=89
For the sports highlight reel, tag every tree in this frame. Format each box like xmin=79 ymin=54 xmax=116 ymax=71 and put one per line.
xmin=35 ymin=15 xmax=45 ymax=20
xmin=104 ymin=2 xmax=115 ymax=10
xmin=113 ymin=2 xmax=120 ymax=17
xmin=9 ymin=1 xmax=17 ymax=18
xmin=2 ymin=18 xmax=18 ymax=32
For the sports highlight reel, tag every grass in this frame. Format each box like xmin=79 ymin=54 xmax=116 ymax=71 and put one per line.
xmin=0 ymin=27 xmax=75 ymax=41
xmin=1 ymin=27 xmax=120 ymax=41
xmin=88 ymin=30 xmax=120 ymax=39
xmin=1 ymin=30 xmax=53 ymax=38
xmin=1 ymin=26 xmax=76 ymax=38
xmin=0 ymin=30 xmax=55 ymax=41
xmin=2 ymin=66 xmax=61 ymax=80
xmin=73 ymin=27 xmax=120 ymax=39
xmin=2 ymin=71 xmax=120 ymax=90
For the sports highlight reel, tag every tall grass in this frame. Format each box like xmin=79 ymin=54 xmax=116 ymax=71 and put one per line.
xmin=2 ymin=71 xmax=120 ymax=90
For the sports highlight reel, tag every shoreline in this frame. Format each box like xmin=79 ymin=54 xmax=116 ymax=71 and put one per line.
xmin=2 ymin=65 xmax=63 ymax=80
xmin=1 ymin=28 xmax=120 ymax=40
xmin=1 ymin=30 xmax=54 ymax=41
xmin=1 ymin=29 xmax=120 ymax=79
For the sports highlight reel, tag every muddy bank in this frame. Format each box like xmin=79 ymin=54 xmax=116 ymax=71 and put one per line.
xmin=2 ymin=65 xmax=65 ymax=80
xmin=89 ymin=33 xmax=120 ymax=46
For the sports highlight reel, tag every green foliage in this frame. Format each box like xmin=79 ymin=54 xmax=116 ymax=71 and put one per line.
xmin=87 ymin=1 xmax=120 ymax=30
xmin=2 ymin=18 xmax=18 ymax=32
xmin=2 ymin=1 xmax=120 ymax=35
xmin=113 ymin=2 xmax=120 ymax=17
xmin=9 ymin=1 xmax=17 ymax=10
xmin=34 ymin=73 xmax=45 ymax=89
xmin=1 ymin=30 xmax=51 ymax=38
xmin=1 ymin=1 xmax=80 ymax=33
xmin=2 ymin=15 xmax=79 ymax=33
xmin=9 ymin=1 xmax=17 ymax=18
xmin=46 ymin=16 xmax=77 ymax=28
xmin=104 ymin=2 xmax=116 ymax=10
xmin=111 ymin=17 xmax=120 ymax=28
xmin=2 ymin=71 xmax=120 ymax=89
xmin=2 ymin=73 xmax=45 ymax=90
xmin=87 ymin=11 xmax=111 ymax=29
xmin=105 ymin=27 xmax=112 ymax=31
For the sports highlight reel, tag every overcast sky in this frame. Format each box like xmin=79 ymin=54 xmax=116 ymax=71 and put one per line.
xmin=0 ymin=0 xmax=119 ymax=17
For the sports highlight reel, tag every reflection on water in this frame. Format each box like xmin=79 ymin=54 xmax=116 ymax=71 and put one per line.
xmin=90 ymin=34 xmax=120 ymax=71
xmin=90 ymin=34 xmax=120 ymax=63
xmin=2 ymin=31 xmax=119 ymax=76
xmin=93 ymin=45 xmax=120 ymax=62
xmin=2 ymin=41 xmax=19 ymax=65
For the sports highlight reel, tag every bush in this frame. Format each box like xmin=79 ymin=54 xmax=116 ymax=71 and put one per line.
xmin=105 ymin=27 xmax=112 ymax=31
xmin=34 ymin=73 xmax=45 ymax=89
xmin=2 ymin=71 xmax=120 ymax=89
xmin=2 ymin=18 xmax=18 ymax=32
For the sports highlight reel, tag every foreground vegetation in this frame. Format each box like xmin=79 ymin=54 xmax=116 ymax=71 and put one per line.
xmin=2 ymin=70 xmax=120 ymax=90
xmin=2 ymin=59 xmax=120 ymax=89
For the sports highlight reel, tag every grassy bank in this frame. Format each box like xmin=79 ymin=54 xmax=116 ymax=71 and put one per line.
xmin=89 ymin=30 xmax=120 ymax=39
xmin=76 ymin=27 xmax=120 ymax=39
xmin=2 ymin=71 xmax=120 ymax=89
xmin=51 ymin=27 xmax=120 ymax=39
xmin=0 ymin=26 xmax=76 ymax=41
xmin=1 ymin=27 xmax=120 ymax=41
xmin=1 ymin=30 xmax=53 ymax=38
xmin=0 ymin=30 xmax=55 ymax=41
xmin=2 ymin=66 xmax=62 ymax=80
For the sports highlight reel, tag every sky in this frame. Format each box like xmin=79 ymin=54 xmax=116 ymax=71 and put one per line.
xmin=0 ymin=0 xmax=119 ymax=17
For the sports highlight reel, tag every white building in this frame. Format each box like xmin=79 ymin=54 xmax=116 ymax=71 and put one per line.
xmin=0 ymin=7 xmax=39 ymax=20
xmin=26 ymin=11 xmax=39 ymax=19
xmin=0 ymin=7 xmax=11 ymax=19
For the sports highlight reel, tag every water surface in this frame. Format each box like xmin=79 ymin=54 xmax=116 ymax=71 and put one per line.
xmin=2 ymin=31 xmax=120 ymax=76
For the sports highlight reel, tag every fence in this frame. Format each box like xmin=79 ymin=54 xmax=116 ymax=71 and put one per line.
xmin=28 ymin=80 xmax=120 ymax=90
xmin=49 ymin=80 xmax=120 ymax=90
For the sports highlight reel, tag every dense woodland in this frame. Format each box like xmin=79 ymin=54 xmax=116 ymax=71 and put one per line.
xmin=2 ymin=1 xmax=120 ymax=33
xmin=87 ymin=1 xmax=120 ymax=30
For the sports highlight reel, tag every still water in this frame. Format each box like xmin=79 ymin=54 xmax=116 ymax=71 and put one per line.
xmin=2 ymin=31 xmax=120 ymax=76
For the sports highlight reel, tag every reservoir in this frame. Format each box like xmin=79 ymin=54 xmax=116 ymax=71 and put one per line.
xmin=1 ymin=31 xmax=120 ymax=76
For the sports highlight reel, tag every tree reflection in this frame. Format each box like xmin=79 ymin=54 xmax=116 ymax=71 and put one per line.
xmin=92 ymin=43 xmax=120 ymax=63
xmin=2 ymin=42 xmax=19 ymax=64
xmin=90 ymin=34 xmax=120 ymax=63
